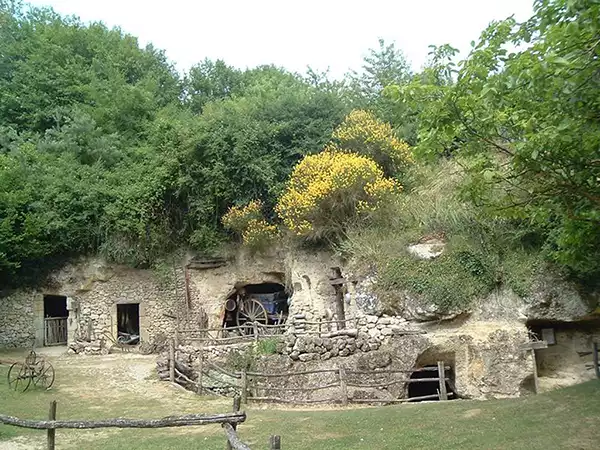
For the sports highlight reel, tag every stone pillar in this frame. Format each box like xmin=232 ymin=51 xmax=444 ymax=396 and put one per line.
xmin=66 ymin=296 xmax=78 ymax=345
xmin=33 ymin=293 xmax=45 ymax=348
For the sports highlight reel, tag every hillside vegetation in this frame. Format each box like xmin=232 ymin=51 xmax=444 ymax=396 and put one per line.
xmin=1 ymin=0 xmax=599 ymax=310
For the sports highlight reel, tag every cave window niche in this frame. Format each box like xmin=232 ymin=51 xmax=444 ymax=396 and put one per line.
xmin=222 ymin=282 xmax=290 ymax=331
xmin=408 ymin=349 xmax=456 ymax=402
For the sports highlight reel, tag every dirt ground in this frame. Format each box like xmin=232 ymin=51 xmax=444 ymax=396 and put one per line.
xmin=0 ymin=347 xmax=231 ymax=449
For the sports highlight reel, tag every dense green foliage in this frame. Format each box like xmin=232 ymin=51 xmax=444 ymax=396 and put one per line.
xmin=388 ymin=0 xmax=600 ymax=279
xmin=1 ymin=0 xmax=598 ymax=303
xmin=0 ymin=1 xmax=346 ymax=284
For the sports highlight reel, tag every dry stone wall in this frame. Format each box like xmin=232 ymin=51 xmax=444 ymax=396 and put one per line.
xmin=0 ymin=291 xmax=36 ymax=348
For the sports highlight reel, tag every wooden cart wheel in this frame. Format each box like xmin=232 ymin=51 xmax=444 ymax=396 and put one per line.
xmin=33 ymin=361 xmax=55 ymax=390
xmin=7 ymin=362 xmax=31 ymax=392
xmin=236 ymin=298 xmax=268 ymax=335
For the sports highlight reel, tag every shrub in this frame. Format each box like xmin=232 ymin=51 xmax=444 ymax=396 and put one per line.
xmin=242 ymin=219 xmax=279 ymax=252
xmin=256 ymin=338 xmax=279 ymax=355
xmin=276 ymin=150 xmax=400 ymax=241
xmin=332 ymin=109 xmax=413 ymax=176
xmin=221 ymin=200 xmax=264 ymax=235
xmin=380 ymin=238 xmax=498 ymax=312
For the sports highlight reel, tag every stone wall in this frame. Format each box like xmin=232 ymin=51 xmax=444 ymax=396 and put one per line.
xmin=67 ymin=266 xmax=181 ymax=353
xmin=0 ymin=290 xmax=36 ymax=348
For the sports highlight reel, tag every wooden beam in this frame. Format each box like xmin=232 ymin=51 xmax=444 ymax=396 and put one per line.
xmin=47 ymin=401 xmax=57 ymax=450
xmin=222 ymin=422 xmax=251 ymax=450
xmin=0 ymin=413 xmax=247 ymax=429
xmin=519 ymin=341 xmax=548 ymax=351
xmin=593 ymin=342 xmax=599 ymax=379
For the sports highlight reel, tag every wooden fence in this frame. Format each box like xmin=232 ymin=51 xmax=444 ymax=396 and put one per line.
xmin=44 ymin=317 xmax=68 ymax=346
xmin=183 ymin=353 xmax=453 ymax=405
xmin=0 ymin=397 xmax=283 ymax=450
xmin=176 ymin=317 xmax=367 ymax=347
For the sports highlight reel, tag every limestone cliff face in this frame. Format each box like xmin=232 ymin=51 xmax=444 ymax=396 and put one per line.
xmin=2 ymin=247 xmax=598 ymax=399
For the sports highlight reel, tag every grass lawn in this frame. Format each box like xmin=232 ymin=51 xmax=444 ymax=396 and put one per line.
xmin=1 ymin=350 xmax=599 ymax=449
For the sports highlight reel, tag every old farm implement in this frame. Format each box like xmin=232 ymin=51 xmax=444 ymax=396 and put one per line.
xmin=7 ymin=349 xmax=55 ymax=392
xmin=223 ymin=285 xmax=289 ymax=335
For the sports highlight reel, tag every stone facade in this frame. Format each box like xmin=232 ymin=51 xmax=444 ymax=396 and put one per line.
xmin=0 ymin=290 xmax=36 ymax=348
xmin=1 ymin=249 xmax=598 ymax=401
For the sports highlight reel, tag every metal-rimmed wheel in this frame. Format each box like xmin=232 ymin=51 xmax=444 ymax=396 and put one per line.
xmin=236 ymin=298 xmax=268 ymax=335
xmin=33 ymin=361 xmax=55 ymax=390
xmin=7 ymin=362 xmax=31 ymax=392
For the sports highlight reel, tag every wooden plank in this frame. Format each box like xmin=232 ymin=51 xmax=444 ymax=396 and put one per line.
xmin=240 ymin=370 xmax=248 ymax=405
xmin=437 ymin=361 xmax=448 ymax=401
xmin=169 ymin=340 xmax=175 ymax=383
xmin=519 ymin=341 xmax=548 ymax=351
xmin=225 ymin=397 xmax=242 ymax=450
xmin=351 ymin=392 xmax=454 ymax=403
xmin=0 ymin=412 xmax=247 ymax=429
xmin=532 ymin=348 xmax=539 ymax=394
xmin=47 ymin=401 xmax=56 ymax=450
xmin=339 ymin=367 xmax=348 ymax=406
xmin=222 ymin=422 xmax=251 ymax=450
xmin=269 ymin=435 xmax=281 ymax=450
xmin=593 ymin=342 xmax=599 ymax=379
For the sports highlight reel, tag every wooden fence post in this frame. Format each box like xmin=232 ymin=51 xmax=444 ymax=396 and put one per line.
xmin=269 ymin=435 xmax=281 ymax=449
xmin=47 ymin=400 xmax=56 ymax=450
xmin=593 ymin=342 xmax=599 ymax=379
xmin=169 ymin=339 xmax=175 ymax=383
xmin=437 ymin=361 xmax=448 ymax=401
xmin=226 ymin=396 xmax=242 ymax=450
xmin=197 ymin=345 xmax=204 ymax=395
xmin=240 ymin=369 xmax=248 ymax=405
xmin=338 ymin=367 xmax=348 ymax=406
xmin=252 ymin=322 xmax=259 ymax=342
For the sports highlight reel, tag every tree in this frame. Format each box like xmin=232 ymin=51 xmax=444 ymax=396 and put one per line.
xmin=184 ymin=59 xmax=243 ymax=114
xmin=390 ymin=0 xmax=600 ymax=278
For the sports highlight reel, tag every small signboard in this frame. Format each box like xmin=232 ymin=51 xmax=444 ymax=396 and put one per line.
xmin=541 ymin=328 xmax=556 ymax=345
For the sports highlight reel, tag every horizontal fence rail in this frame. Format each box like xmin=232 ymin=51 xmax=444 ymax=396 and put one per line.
xmin=164 ymin=337 xmax=452 ymax=407
xmin=0 ymin=399 xmax=253 ymax=450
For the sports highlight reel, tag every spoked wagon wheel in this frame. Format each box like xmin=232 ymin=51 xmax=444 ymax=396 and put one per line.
xmin=236 ymin=298 xmax=268 ymax=335
xmin=33 ymin=361 xmax=55 ymax=390
xmin=7 ymin=362 xmax=31 ymax=392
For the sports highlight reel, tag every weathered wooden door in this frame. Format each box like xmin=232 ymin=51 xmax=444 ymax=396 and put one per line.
xmin=44 ymin=317 xmax=67 ymax=346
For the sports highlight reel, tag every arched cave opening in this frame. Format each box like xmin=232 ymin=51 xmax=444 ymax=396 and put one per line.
xmin=408 ymin=349 xmax=457 ymax=402
xmin=222 ymin=282 xmax=290 ymax=331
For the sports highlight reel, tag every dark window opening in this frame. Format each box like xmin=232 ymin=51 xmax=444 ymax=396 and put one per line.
xmin=223 ymin=282 xmax=290 ymax=331
xmin=44 ymin=294 xmax=67 ymax=318
xmin=117 ymin=303 xmax=140 ymax=345
xmin=408 ymin=365 xmax=456 ymax=401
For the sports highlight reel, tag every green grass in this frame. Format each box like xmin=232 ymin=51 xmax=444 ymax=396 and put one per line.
xmin=1 ymin=353 xmax=600 ymax=449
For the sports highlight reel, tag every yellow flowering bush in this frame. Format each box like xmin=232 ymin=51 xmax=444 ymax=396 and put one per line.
xmin=242 ymin=219 xmax=279 ymax=251
xmin=221 ymin=200 xmax=263 ymax=235
xmin=332 ymin=109 xmax=412 ymax=176
xmin=222 ymin=201 xmax=278 ymax=251
xmin=276 ymin=150 xmax=400 ymax=240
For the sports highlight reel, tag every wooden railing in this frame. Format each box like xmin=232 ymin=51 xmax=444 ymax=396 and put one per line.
xmin=184 ymin=353 xmax=452 ymax=406
xmin=176 ymin=317 xmax=363 ymax=346
xmin=0 ymin=398 xmax=259 ymax=450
